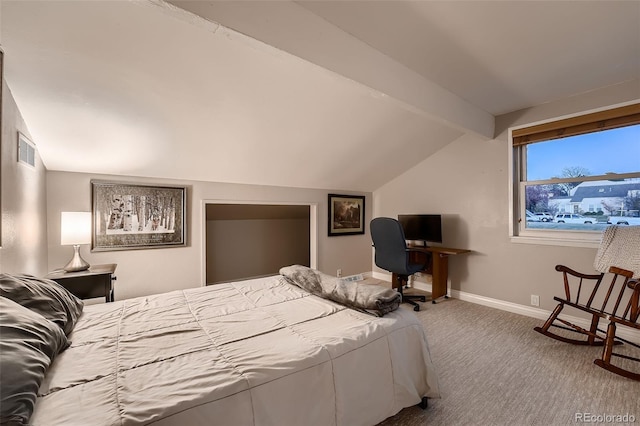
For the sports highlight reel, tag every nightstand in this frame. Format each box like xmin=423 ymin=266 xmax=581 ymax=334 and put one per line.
xmin=45 ymin=264 xmax=117 ymax=303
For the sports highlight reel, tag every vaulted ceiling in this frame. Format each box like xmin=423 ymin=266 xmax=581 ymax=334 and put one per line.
xmin=2 ymin=1 xmax=638 ymax=191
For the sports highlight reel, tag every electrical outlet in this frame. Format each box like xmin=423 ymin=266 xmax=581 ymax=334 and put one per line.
xmin=337 ymin=269 xmax=342 ymax=277
xmin=531 ymin=295 xmax=540 ymax=307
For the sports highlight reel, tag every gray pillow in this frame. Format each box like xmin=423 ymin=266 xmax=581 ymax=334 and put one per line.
xmin=0 ymin=274 xmax=83 ymax=336
xmin=0 ymin=296 xmax=69 ymax=426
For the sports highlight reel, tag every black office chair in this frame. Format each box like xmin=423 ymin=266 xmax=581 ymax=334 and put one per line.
xmin=370 ymin=217 xmax=428 ymax=311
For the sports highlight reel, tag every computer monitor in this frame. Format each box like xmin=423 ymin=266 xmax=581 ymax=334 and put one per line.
xmin=397 ymin=214 xmax=442 ymax=245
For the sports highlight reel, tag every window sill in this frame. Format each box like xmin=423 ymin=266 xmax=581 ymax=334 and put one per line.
xmin=510 ymin=235 xmax=600 ymax=249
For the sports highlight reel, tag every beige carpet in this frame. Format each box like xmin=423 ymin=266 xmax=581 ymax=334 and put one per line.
xmin=376 ymin=297 xmax=639 ymax=426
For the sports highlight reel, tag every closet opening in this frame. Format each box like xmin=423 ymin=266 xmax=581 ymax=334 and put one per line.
xmin=203 ymin=201 xmax=317 ymax=285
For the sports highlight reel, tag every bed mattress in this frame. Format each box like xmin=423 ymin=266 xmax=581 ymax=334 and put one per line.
xmin=32 ymin=275 xmax=439 ymax=425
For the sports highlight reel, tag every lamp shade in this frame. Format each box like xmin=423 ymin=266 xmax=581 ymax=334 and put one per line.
xmin=61 ymin=212 xmax=91 ymax=245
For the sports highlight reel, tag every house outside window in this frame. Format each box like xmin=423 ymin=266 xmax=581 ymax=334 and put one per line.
xmin=510 ymin=103 xmax=640 ymax=247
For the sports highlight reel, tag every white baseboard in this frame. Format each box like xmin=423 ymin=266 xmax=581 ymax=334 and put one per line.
xmin=369 ymin=271 xmax=640 ymax=344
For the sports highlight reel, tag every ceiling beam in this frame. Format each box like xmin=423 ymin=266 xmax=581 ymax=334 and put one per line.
xmin=165 ymin=0 xmax=495 ymax=139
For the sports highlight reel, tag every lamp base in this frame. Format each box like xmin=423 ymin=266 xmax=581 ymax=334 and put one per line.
xmin=63 ymin=245 xmax=90 ymax=272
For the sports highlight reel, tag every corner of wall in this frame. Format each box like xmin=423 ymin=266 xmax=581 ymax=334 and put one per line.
xmin=1 ymin=80 xmax=49 ymax=275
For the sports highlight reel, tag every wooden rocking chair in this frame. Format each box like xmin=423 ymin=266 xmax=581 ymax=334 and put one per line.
xmin=534 ymin=225 xmax=640 ymax=381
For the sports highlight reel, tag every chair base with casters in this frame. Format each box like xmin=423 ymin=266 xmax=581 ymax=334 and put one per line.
xmin=534 ymin=264 xmax=640 ymax=381
xmin=394 ymin=273 xmax=426 ymax=311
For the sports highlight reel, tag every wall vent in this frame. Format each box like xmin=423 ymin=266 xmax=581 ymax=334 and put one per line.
xmin=18 ymin=132 xmax=36 ymax=167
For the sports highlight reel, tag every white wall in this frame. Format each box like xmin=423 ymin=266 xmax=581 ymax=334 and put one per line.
xmin=0 ymin=80 xmax=49 ymax=276
xmin=46 ymin=171 xmax=372 ymax=300
xmin=373 ymin=81 xmax=639 ymax=311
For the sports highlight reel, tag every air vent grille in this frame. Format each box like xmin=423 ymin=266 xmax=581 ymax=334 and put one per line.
xmin=18 ymin=133 xmax=36 ymax=167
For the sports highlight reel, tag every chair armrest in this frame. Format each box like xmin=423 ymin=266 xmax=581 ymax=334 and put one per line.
xmin=406 ymin=248 xmax=430 ymax=267
xmin=406 ymin=248 xmax=430 ymax=256
xmin=555 ymin=264 xmax=602 ymax=280
xmin=406 ymin=248 xmax=426 ymax=253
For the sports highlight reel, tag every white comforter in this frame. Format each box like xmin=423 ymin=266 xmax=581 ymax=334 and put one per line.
xmin=33 ymin=275 xmax=439 ymax=425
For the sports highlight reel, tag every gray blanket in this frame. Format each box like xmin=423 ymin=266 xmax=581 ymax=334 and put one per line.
xmin=279 ymin=265 xmax=401 ymax=317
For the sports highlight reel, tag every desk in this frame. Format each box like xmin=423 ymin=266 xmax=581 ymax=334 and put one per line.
xmin=45 ymin=264 xmax=117 ymax=303
xmin=393 ymin=246 xmax=470 ymax=303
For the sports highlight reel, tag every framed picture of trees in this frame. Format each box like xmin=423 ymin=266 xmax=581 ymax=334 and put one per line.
xmin=91 ymin=180 xmax=186 ymax=251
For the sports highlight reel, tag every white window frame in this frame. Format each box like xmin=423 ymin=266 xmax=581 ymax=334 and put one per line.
xmin=508 ymin=101 xmax=640 ymax=248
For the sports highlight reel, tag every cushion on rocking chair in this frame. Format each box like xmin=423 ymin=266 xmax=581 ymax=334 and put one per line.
xmin=594 ymin=225 xmax=640 ymax=278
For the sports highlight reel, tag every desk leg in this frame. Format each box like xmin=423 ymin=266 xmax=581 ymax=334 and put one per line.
xmin=431 ymin=254 xmax=449 ymax=303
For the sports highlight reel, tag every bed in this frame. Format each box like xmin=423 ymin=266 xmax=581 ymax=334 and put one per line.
xmin=1 ymin=270 xmax=439 ymax=426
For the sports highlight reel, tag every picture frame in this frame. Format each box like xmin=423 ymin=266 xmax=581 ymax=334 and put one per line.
xmin=91 ymin=180 xmax=186 ymax=251
xmin=328 ymin=194 xmax=365 ymax=236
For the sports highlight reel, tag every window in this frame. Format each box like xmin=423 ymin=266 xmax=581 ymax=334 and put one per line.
xmin=511 ymin=103 xmax=640 ymax=246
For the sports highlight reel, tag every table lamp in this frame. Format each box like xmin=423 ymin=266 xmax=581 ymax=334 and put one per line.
xmin=61 ymin=211 xmax=91 ymax=272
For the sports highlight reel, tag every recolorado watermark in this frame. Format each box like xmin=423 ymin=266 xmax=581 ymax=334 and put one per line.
xmin=575 ymin=413 xmax=636 ymax=423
